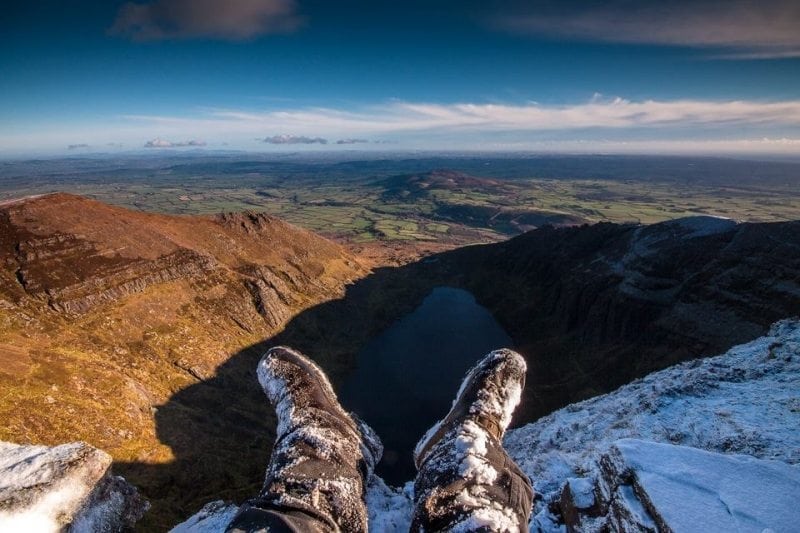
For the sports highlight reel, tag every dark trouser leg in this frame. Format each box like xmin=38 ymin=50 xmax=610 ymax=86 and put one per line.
xmin=226 ymin=347 xmax=382 ymax=533
xmin=411 ymin=423 xmax=532 ymax=532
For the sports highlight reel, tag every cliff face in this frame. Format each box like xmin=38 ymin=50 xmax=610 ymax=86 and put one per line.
xmin=0 ymin=193 xmax=366 ymax=528
xmin=445 ymin=216 xmax=800 ymax=424
xmin=1 ymin=194 xmax=360 ymax=316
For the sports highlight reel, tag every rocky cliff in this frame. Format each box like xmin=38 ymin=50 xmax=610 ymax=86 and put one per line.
xmin=447 ymin=216 xmax=800 ymax=424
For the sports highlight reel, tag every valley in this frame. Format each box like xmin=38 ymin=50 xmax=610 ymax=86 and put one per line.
xmin=1 ymin=154 xmax=799 ymax=529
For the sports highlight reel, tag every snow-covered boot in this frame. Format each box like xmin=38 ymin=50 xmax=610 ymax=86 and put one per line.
xmin=411 ymin=348 xmax=533 ymax=532
xmin=227 ymin=346 xmax=383 ymax=533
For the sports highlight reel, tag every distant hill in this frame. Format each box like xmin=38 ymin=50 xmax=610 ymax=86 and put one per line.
xmin=379 ymin=170 xmax=586 ymax=233
xmin=379 ymin=169 xmax=510 ymax=201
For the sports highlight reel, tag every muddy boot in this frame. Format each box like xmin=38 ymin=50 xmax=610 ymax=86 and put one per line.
xmin=227 ymin=347 xmax=383 ymax=533
xmin=411 ymin=349 xmax=533 ymax=532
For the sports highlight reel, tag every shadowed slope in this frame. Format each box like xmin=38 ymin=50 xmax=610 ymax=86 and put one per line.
xmin=131 ymin=216 xmax=799 ymax=527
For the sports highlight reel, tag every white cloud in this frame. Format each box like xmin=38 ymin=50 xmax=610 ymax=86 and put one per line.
xmin=144 ymin=138 xmax=206 ymax=148
xmin=262 ymin=134 xmax=327 ymax=144
xmin=493 ymin=0 xmax=800 ymax=59
xmin=110 ymin=0 xmax=301 ymax=41
xmin=4 ymin=97 xmax=800 ymax=155
xmin=478 ymin=137 xmax=800 ymax=155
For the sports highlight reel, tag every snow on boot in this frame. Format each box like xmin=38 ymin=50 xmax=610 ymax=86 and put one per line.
xmin=411 ymin=348 xmax=533 ymax=532
xmin=227 ymin=346 xmax=382 ymax=533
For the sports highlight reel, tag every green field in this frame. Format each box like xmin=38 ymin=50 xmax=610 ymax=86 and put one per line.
xmin=2 ymin=154 xmax=799 ymax=246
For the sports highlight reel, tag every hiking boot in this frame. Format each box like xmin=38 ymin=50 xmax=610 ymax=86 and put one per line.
xmin=411 ymin=348 xmax=533 ymax=532
xmin=227 ymin=346 xmax=382 ymax=533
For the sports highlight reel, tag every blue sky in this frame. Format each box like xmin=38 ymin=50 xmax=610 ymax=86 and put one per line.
xmin=1 ymin=0 xmax=799 ymax=156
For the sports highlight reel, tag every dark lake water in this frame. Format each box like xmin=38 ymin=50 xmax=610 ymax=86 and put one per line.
xmin=339 ymin=286 xmax=513 ymax=484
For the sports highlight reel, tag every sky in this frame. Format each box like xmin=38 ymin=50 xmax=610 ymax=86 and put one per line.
xmin=1 ymin=0 xmax=799 ymax=156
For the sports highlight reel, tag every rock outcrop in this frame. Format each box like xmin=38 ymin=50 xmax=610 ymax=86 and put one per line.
xmin=0 ymin=441 xmax=148 ymax=531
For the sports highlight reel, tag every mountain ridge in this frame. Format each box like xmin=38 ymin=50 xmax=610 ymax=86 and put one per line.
xmin=0 ymin=193 xmax=367 ymax=528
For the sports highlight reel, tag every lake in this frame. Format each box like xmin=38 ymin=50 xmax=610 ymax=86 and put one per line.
xmin=339 ymin=286 xmax=513 ymax=484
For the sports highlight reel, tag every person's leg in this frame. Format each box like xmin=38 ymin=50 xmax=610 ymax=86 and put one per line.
xmin=227 ymin=347 xmax=382 ymax=533
xmin=411 ymin=349 xmax=533 ymax=532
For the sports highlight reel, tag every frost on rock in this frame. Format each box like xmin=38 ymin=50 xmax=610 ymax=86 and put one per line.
xmin=600 ymin=439 xmax=800 ymax=533
xmin=0 ymin=441 xmax=148 ymax=532
xmin=504 ymin=319 xmax=800 ymax=532
xmin=170 ymin=501 xmax=240 ymax=533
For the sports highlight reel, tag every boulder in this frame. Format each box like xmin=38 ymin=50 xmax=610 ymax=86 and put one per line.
xmin=0 ymin=441 xmax=148 ymax=531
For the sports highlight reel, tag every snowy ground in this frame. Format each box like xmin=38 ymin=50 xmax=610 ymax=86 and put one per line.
xmin=174 ymin=319 xmax=800 ymax=532
xmin=505 ymin=318 xmax=800 ymax=531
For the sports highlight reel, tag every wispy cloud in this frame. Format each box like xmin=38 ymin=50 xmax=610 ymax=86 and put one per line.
xmin=126 ymin=98 xmax=800 ymax=137
xmin=262 ymin=134 xmax=328 ymax=144
xmin=709 ymin=48 xmax=800 ymax=61
xmin=110 ymin=0 xmax=301 ymax=41
xmin=492 ymin=0 xmax=800 ymax=59
xmin=144 ymin=138 xmax=206 ymax=148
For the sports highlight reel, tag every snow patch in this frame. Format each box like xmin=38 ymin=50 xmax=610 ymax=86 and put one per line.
xmin=565 ymin=477 xmax=595 ymax=510
xmin=365 ymin=478 xmax=414 ymax=533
